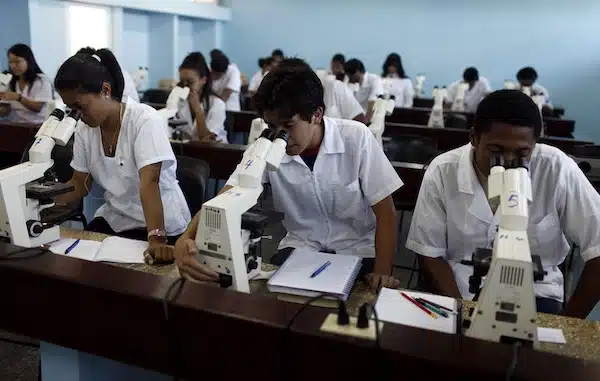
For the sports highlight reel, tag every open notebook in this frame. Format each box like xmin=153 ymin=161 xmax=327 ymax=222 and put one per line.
xmin=267 ymin=249 xmax=362 ymax=301
xmin=375 ymin=288 xmax=460 ymax=334
xmin=49 ymin=237 xmax=148 ymax=264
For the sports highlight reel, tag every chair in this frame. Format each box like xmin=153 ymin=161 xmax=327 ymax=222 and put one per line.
xmin=176 ymin=156 xmax=211 ymax=217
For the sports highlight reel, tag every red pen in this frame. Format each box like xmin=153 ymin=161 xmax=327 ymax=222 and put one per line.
xmin=401 ymin=292 xmax=437 ymax=319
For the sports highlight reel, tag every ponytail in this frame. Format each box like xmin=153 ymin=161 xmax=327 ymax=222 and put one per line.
xmin=94 ymin=49 xmax=124 ymax=101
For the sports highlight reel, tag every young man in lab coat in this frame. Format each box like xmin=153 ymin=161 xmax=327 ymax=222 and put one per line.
xmin=174 ymin=58 xmax=403 ymax=291
xmin=407 ymin=90 xmax=600 ymax=316
xmin=344 ymin=58 xmax=384 ymax=123
xmin=517 ymin=66 xmax=550 ymax=104
xmin=445 ymin=67 xmax=491 ymax=113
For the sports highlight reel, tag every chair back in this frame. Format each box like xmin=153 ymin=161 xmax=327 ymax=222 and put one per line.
xmin=176 ymin=156 xmax=211 ymax=216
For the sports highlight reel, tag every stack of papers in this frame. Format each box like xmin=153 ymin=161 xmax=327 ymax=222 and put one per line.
xmin=267 ymin=249 xmax=362 ymax=301
xmin=50 ymin=237 xmax=148 ymax=264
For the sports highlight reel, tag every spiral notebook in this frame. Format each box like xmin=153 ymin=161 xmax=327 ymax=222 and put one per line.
xmin=267 ymin=249 xmax=362 ymax=301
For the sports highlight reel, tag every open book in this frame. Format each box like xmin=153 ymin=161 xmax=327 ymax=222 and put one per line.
xmin=50 ymin=237 xmax=148 ymax=264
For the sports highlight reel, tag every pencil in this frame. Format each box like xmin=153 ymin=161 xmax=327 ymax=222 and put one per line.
xmin=416 ymin=299 xmax=449 ymax=318
xmin=401 ymin=292 xmax=437 ymax=319
xmin=416 ymin=297 xmax=457 ymax=314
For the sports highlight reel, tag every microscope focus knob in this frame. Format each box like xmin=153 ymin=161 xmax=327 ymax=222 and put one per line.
xmin=247 ymin=258 xmax=258 ymax=271
xmin=26 ymin=220 xmax=44 ymax=237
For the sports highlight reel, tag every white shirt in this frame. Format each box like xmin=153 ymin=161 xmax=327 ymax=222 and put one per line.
xmin=322 ymin=78 xmax=364 ymax=120
xmin=383 ymin=77 xmax=414 ymax=108
xmin=0 ymin=74 xmax=53 ymax=123
xmin=226 ymin=117 xmax=403 ymax=257
xmin=212 ymin=63 xmax=241 ymax=111
xmin=122 ymin=70 xmax=140 ymax=103
xmin=248 ymin=70 xmax=267 ymax=93
xmin=71 ymin=98 xmax=191 ymax=235
xmin=354 ymin=72 xmax=384 ymax=112
xmin=531 ymin=83 xmax=550 ymax=104
xmin=176 ymin=94 xmax=228 ymax=143
xmin=445 ymin=77 xmax=491 ymax=113
xmin=406 ymin=143 xmax=600 ymax=302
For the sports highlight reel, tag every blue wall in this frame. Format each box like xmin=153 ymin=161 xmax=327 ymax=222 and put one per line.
xmin=224 ymin=0 xmax=600 ymax=142
xmin=0 ymin=0 xmax=31 ymax=69
xmin=121 ymin=9 xmax=151 ymax=78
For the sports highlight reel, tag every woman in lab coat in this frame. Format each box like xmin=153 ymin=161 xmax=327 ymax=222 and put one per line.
xmin=382 ymin=53 xmax=414 ymax=108
xmin=210 ymin=50 xmax=242 ymax=111
xmin=0 ymin=43 xmax=53 ymax=123
xmin=53 ymin=48 xmax=191 ymax=263
xmin=176 ymin=52 xmax=227 ymax=143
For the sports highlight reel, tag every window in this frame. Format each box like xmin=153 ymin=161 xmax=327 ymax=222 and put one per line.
xmin=68 ymin=3 xmax=111 ymax=56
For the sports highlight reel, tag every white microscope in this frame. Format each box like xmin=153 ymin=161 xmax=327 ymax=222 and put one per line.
xmin=414 ymin=74 xmax=426 ymax=98
xmin=0 ymin=72 xmax=12 ymax=88
xmin=427 ymin=86 xmax=446 ymax=128
xmin=464 ymin=154 xmax=545 ymax=348
xmin=156 ymin=85 xmax=190 ymax=138
xmin=370 ymin=96 xmax=395 ymax=147
xmin=0 ymin=108 xmax=81 ymax=247
xmin=450 ymin=82 xmax=469 ymax=113
xmin=195 ymin=128 xmax=289 ymax=293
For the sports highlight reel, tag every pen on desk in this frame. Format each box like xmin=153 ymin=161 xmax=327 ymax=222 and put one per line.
xmin=310 ymin=261 xmax=331 ymax=278
xmin=64 ymin=239 xmax=80 ymax=255
xmin=416 ymin=299 xmax=449 ymax=318
xmin=416 ymin=297 xmax=457 ymax=314
xmin=401 ymin=292 xmax=437 ymax=319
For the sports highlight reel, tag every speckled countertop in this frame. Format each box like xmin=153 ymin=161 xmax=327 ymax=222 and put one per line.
xmin=61 ymin=228 xmax=600 ymax=363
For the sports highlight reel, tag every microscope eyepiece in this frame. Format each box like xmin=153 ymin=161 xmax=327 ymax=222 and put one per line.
xmin=49 ymin=109 xmax=65 ymax=121
xmin=259 ymin=128 xmax=273 ymax=140
xmin=489 ymin=154 xmax=504 ymax=169
xmin=67 ymin=109 xmax=82 ymax=121
xmin=515 ymin=156 xmax=529 ymax=170
xmin=275 ymin=129 xmax=289 ymax=143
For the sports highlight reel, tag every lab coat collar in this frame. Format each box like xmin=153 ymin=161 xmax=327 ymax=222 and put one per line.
xmin=457 ymin=144 xmax=495 ymax=224
xmin=281 ymin=117 xmax=345 ymax=164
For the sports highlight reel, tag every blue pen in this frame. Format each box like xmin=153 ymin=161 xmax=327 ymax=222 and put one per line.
xmin=310 ymin=261 xmax=331 ymax=278
xmin=64 ymin=239 xmax=80 ymax=255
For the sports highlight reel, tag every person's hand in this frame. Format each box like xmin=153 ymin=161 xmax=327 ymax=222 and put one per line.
xmin=188 ymin=90 xmax=202 ymax=113
xmin=174 ymin=238 xmax=220 ymax=282
xmin=199 ymin=132 xmax=217 ymax=143
xmin=143 ymin=241 xmax=174 ymax=265
xmin=0 ymin=92 xmax=20 ymax=102
xmin=365 ymin=273 xmax=400 ymax=292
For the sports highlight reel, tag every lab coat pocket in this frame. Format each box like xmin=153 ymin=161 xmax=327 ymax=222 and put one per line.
xmin=529 ymin=214 xmax=559 ymax=259
xmin=332 ymin=179 xmax=371 ymax=234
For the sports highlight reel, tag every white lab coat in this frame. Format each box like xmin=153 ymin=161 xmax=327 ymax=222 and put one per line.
xmin=226 ymin=117 xmax=403 ymax=257
xmin=445 ymin=77 xmax=491 ymax=113
xmin=71 ymin=98 xmax=191 ymax=235
xmin=0 ymin=73 xmax=53 ymax=123
xmin=176 ymin=94 xmax=228 ymax=143
xmin=384 ymin=77 xmax=414 ymax=108
xmin=406 ymin=143 xmax=600 ymax=302
xmin=354 ymin=72 xmax=384 ymax=112
xmin=122 ymin=70 xmax=140 ymax=103
xmin=530 ymin=83 xmax=550 ymax=104
xmin=248 ymin=70 xmax=267 ymax=93
xmin=322 ymin=77 xmax=364 ymax=120
xmin=212 ymin=63 xmax=241 ymax=111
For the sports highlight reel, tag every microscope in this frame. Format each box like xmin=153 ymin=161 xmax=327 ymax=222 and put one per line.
xmin=370 ymin=96 xmax=395 ymax=147
xmin=463 ymin=154 xmax=545 ymax=348
xmin=0 ymin=72 xmax=12 ymax=88
xmin=248 ymin=117 xmax=268 ymax=145
xmin=156 ymin=86 xmax=190 ymax=138
xmin=0 ymin=108 xmax=81 ymax=247
xmin=195 ymin=128 xmax=289 ymax=292
xmin=427 ymin=86 xmax=446 ymax=128
xmin=450 ymin=82 xmax=469 ymax=113
xmin=504 ymin=80 xmax=518 ymax=90
xmin=414 ymin=74 xmax=426 ymax=98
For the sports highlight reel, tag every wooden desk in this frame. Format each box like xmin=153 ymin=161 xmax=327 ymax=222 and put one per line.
xmin=0 ymin=228 xmax=598 ymax=381
xmin=0 ymin=120 xmax=39 ymax=154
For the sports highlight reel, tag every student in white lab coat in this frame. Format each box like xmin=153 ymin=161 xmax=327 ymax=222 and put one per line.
xmin=445 ymin=67 xmax=491 ymax=113
xmin=0 ymin=43 xmax=53 ymax=123
xmin=53 ymin=48 xmax=191 ymax=263
xmin=381 ymin=53 xmax=414 ymax=108
xmin=210 ymin=50 xmax=242 ymax=111
xmin=330 ymin=53 xmax=347 ymax=82
xmin=321 ymin=76 xmax=366 ymax=123
xmin=344 ymin=58 xmax=384 ymax=123
xmin=248 ymin=57 xmax=275 ymax=96
xmin=176 ymin=52 xmax=227 ymax=143
xmin=76 ymin=47 xmax=139 ymax=103
xmin=174 ymin=58 xmax=403 ymax=291
xmin=407 ymin=90 xmax=600 ymax=316
xmin=517 ymin=66 xmax=550 ymax=104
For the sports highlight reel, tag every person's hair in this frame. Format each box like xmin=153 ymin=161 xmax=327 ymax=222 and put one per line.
xmin=463 ymin=67 xmax=479 ymax=83
xmin=258 ymin=57 xmax=273 ymax=69
xmin=474 ymin=89 xmax=542 ymax=138
xmin=180 ymin=52 xmax=213 ymax=115
xmin=7 ymin=43 xmax=44 ymax=94
xmin=344 ymin=58 xmax=365 ymax=76
xmin=252 ymin=58 xmax=325 ymax=122
xmin=54 ymin=48 xmax=124 ymax=101
xmin=210 ymin=53 xmax=230 ymax=74
xmin=210 ymin=49 xmax=225 ymax=60
xmin=271 ymin=49 xmax=284 ymax=58
xmin=382 ymin=53 xmax=407 ymax=78
xmin=516 ymin=66 xmax=538 ymax=81
xmin=76 ymin=46 xmax=97 ymax=56
xmin=331 ymin=53 xmax=345 ymax=64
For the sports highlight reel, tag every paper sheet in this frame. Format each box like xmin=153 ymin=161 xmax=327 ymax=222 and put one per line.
xmin=537 ymin=327 xmax=567 ymax=344
xmin=94 ymin=236 xmax=147 ymax=264
xmin=50 ymin=239 xmax=102 ymax=261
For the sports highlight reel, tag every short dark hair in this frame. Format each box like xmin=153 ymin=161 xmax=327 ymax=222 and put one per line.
xmin=332 ymin=53 xmax=345 ymax=64
xmin=210 ymin=54 xmax=229 ymax=73
xmin=76 ymin=46 xmax=97 ymax=56
xmin=344 ymin=58 xmax=365 ymax=76
xmin=258 ymin=57 xmax=273 ymax=68
xmin=55 ymin=48 xmax=124 ymax=101
xmin=271 ymin=49 xmax=284 ymax=58
xmin=463 ymin=67 xmax=479 ymax=83
xmin=7 ymin=43 xmax=44 ymax=95
xmin=252 ymin=58 xmax=325 ymax=122
xmin=474 ymin=90 xmax=542 ymax=138
xmin=516 ymin=66 xmax=538 ymax=81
